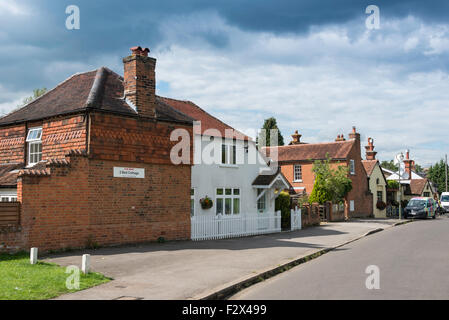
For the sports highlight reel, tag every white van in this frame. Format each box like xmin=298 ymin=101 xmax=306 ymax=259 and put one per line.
xmin=441 ymin=192 xmax=449 ymax=213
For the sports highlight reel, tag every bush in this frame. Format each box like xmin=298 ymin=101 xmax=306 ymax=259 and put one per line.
xmin=387 ymin=180 xmax=400 ymax=190
xmin=376 ymin=200 xmax=387 ymax=210
xmin=275 ymin=191 xmax=291 ymax=229
xmin=297 ymin=195 xmax=310 ymax=208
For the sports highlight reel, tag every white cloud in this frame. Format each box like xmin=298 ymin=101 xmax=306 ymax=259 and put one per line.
xmin=0 ymin=1 xmax=29 ymax=16
xmin=153 ymin=12 xmax=449 ymax=166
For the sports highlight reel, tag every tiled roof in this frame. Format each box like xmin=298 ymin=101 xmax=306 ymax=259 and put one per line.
xmin=409 ymin=179 xmax=429 ymax=195
xmin=159 ymin=97 xmax=250 ymax=140
xmin=0 ymin=68 xmax=193 ymax=126
xmin=362 ymin=160 xmax=378 ymax=176
xmin=264 ymin=140 xmax=355 ymax=163
xmin=0 ymin=163 xmax=22 ymax=187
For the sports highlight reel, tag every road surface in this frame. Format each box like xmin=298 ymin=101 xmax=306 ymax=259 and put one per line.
xmin=232 ymin=216 xmax=449 ymax=300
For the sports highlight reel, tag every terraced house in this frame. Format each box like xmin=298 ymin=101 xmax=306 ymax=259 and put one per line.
xmin=0 ymin=46 xmax=194 ymax=252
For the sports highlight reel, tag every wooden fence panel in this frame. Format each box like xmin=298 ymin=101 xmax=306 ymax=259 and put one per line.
xmin=0 ymin=202 xmax=20 ymax=226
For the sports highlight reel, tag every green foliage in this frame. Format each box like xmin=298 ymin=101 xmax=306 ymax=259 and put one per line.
xmin=297 ymin=194 xmax=310 ymax=208
xmin=257 ymin=117 xmax=285 ymax=147
xmin=275 ymin=191 xmax=291 ymax=229
xmin=387 ymin=180 xmax=400 ymax=189
xmin=20 ymin=88 xmax=47 ymax=107
xmin=428 ymin=159 xmax=448 ymax=194
xmin=380 ymin=160 xmax=398 ymax=172
xmin=309 ymin=155 xmax=352 ymax=204
xmin=0 ymin=252 xmax=110 ymax=300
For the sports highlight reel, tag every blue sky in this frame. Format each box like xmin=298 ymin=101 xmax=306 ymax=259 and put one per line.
xmin=0 ymin=0 xmax=449 ymax=166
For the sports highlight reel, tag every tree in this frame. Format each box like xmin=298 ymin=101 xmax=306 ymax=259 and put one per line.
xmin=257 ymin=117 xmax=284 ymax=147
xmin=309 ymin=154 xmax=352 ymax=205
xmin=20 ymin=88 xmax=47 ymax=107
xmin=380 ymin=160 xmax=398 ymax=172
xmin=428 ymin=159 xmax=449 ymax=194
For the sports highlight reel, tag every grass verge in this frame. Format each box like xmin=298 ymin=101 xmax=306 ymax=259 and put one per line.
xmin=0 ymin=252 xmax=111 ymax=300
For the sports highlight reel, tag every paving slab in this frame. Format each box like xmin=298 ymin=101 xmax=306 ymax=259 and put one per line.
xmin=44 ymin=218 xmax=406 ymax=300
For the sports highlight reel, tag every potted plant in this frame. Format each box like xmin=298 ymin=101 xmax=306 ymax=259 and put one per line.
xmin=200 ymin=196 xmax=213 ymax=210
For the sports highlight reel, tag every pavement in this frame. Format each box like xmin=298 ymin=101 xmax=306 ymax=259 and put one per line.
xmin=231 ymin=215 xmax=449 ymax=300
xmin=44 ymin=218 xmax=407 ymax=300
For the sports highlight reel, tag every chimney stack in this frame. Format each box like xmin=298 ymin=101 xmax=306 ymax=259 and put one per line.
xmin=123 ymin=46 xmax=156 ymax=118
xmin=291 ymin=130 xmax=302 ymax=145
xmin=365 ymin=137 xmax=377 ymax=160
xmin=403 ymin=149 xmax=413 ymax=178
xmin=335 ymin=134 xmax=346 ymax=142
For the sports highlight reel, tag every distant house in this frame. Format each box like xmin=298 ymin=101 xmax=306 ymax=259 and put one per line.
xmin=382 ymin=150 xmax=436 ymax=202
xmin=160 ymin=98 xmax=291 ymax=218
xmin=265 ymin=127 xmax=373 ymax=219
xmin=361 ymin=138 xmax=388 ymax=218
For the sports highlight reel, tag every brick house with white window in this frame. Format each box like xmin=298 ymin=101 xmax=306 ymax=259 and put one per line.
xmin=0 ymin=46 xmax=195 ymax=252
xmin=265 ymin=127 xmax=373 ymax=219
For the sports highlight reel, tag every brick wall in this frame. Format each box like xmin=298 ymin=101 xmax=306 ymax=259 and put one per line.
xmin=41 ymin=115 xmax=87 ymax=160
xmin=0 ymin=124 xmax=25 ymax=164
xmin=89 ymin=112 xmax=193 ymax=165
xmin=6 ymin=154 xmax=191 ymax=252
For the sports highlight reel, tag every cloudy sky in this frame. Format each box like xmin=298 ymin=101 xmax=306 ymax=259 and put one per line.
xmin=0 ymin=0 xmax=448 ymax=166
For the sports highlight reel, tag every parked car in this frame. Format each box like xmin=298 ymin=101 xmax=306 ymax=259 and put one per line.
xmin=441 ymin=192 xmax=449 ymax=214
xmin=403 ymin=197 xmax=436 ymax=219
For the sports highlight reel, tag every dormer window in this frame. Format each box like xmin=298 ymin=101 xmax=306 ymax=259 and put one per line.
xmin=26 ymin=127 xmax=42 ymax=166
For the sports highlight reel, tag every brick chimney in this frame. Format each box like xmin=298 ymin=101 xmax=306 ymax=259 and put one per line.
xmin=348 ymin=126 xmax=361 ymax=159
xmin=403 ymin=149 xmax=414 ymax=178
xmin=335 ymin=134 xmax=346 ymax=142
xmin=291 ymin=130 xmax=302 ymax=145
xmin=365 ymin=137 xmax=377 ymax=160
xmin=123 ymin=46 xmax=156 ymax=118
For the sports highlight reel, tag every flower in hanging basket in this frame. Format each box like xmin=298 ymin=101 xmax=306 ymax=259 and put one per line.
xmin=200 ymin=196 xmax=213 ymax=209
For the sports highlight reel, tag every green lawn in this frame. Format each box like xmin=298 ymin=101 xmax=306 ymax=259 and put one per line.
xmin=0 ymin=252 xmax=111 ymax=300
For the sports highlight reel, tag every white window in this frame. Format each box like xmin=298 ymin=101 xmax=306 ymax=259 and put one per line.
xmin=350 ymin=200 xmax=355 ymax=212
xmin=294 ymin=164 xmax=302 ymax=181
xmin=221 ymin=140 xmax=236 ymax=165
xmin=26 ymin=127 xmax=43 ymax=166
xmin=216 ymin=188 xmax=240 ymax=215
xmin=190 ymin=189 xmax=195 ymax=217
xmin=1 ymin=195 xmax=17 ymax=202
xmin=257 ymin=189 xmax=266 ymax=213
xmin=349 ymin=159 xmax=355 ymax=175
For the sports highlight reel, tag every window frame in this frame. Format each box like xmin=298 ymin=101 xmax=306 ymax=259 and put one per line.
xmin=1 ymin=195 xmax=18 ymax=202
xmin=293 ymin=164 xmax=302 ymax=182
xmin=190 ymin=188 xmax=195 ymax=217
xmin=349 ymin=159 xmax=355 ymax=175
xmin=221 ymin=139 xmax=237 ymax=166
xmin=257 ymin=189 xmax=266 ymax=213
xmin=215 ymin=187 xmax=241 ymax=216
xmin=26 ymin=127 xmax=43 ymax=166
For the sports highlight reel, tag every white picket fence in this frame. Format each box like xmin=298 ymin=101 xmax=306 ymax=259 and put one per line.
xmin=191 ymin=211 xmax=281 ymax=241
xmin=291 ymin=207 xmax=302 ymax=231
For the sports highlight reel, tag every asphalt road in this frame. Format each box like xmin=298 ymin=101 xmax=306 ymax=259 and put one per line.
xmin=232 ymin=216 xmax=449 ymax=300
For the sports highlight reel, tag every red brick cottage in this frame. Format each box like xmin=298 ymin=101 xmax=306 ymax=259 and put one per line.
xmin=0 ymin=46 xmax=194 ymax=252
xmin=265 ymin=127 xmax=373 ymax=219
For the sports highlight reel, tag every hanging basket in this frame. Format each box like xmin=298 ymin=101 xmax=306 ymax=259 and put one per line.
xmin=200 ymin=196 xmax=213 ymax=210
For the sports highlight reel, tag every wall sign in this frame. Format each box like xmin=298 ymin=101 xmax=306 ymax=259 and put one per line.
xmin=113 ymin=167 xmax=145 ymax=179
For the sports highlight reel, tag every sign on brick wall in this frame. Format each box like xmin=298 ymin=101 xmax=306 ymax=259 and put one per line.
xmin=113 ymin=167 xmax=145 ymax=179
